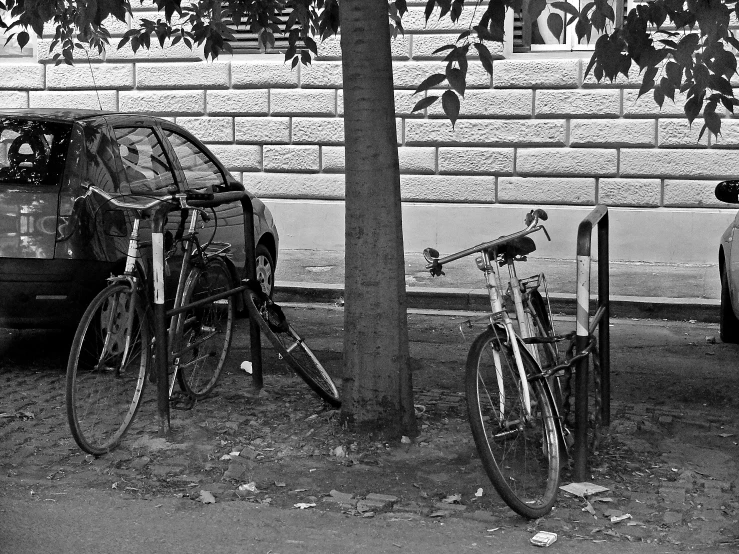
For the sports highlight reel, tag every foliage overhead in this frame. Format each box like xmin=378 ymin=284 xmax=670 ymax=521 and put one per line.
xmin=2 ymin=0 xmax=738 ymax=135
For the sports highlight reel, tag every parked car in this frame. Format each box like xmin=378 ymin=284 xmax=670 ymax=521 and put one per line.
xmin=715 ymin=180 xmax=739 ymax=342
xmin=0 ymin=109 xmax=278 ymax=328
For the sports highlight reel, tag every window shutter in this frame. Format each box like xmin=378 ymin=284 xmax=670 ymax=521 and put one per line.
xmin=224 ymin=8 xmax=292 ymax=54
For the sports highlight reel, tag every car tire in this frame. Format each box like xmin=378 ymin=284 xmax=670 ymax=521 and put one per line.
xmin=255 ymin=244 xmax=275 ymax=299
xmin=720 ymin=269 xmax=739 ymax=343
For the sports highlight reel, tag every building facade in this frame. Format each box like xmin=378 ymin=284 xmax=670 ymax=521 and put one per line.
xmin=1 ymin=2 xmax=735 ymax=277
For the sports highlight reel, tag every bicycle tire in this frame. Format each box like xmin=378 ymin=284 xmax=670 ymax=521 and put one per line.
xmin=244 ymin=290 xmax=340 ymax=407
xmin=66 ymin=283 xmax=149 ymax=456
xmin=466 ymin=326 xmax=560 ymax=519
xmin=174 ymin=256 xmax=235 ymax=399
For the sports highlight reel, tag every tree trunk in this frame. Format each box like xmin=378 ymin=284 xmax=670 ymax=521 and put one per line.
xmin=339 ymin=0 xmax=417 ymax=438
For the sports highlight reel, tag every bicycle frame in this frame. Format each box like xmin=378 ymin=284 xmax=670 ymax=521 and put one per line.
xmin=477 ymin=248 xmax=533 ymax=417
xmin=425 ymin=214 xmax=570 ymax=446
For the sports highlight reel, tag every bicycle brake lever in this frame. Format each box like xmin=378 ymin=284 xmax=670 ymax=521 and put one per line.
xmin=429 ymin=261 xmax=445 ymax=277
xmin=541 ymin=225 xmax=551 ymax=241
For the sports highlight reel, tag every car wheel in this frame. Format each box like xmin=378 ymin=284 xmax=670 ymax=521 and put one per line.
xmin=720 ymin=269 xmax=739 ymax=343
xmin=255 ymin=244 xmax=275 ymax=298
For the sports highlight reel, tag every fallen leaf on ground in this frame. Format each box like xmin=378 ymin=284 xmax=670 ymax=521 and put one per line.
xmin=442 ymin=494 xmax=462 ymax=504
xmin=198 ymin=491 xmax=216 ymax=504
xmin=560 ymin=482 xmax=609 ymax=497
xmin=293 ymin=503 xmax=316 ymax=509
xmin=239 ymin=482 xmax=259 ymax=492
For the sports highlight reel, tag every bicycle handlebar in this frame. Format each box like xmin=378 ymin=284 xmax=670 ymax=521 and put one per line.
xmin=84 ymin=184 xmax=245 ymax=212
xmin=424 ymin=209 xmax=550 ymax=271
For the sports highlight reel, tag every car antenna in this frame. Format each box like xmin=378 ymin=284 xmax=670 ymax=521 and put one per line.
xmin=85 ymin=49 xmax=103 ymax=111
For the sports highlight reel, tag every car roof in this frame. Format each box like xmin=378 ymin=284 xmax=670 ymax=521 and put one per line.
xmin=0 ymin=109 xmax=170 ymax=125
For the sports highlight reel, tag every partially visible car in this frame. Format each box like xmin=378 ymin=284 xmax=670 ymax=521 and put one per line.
xmin=0 ymin=109 xmax=278 ymax=329
xmin=715 ymin=180 xmax=739 ymax=342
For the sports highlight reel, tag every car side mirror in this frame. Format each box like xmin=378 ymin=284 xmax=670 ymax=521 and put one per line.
xmin=715 ymin=180 xmax=739 ymax=204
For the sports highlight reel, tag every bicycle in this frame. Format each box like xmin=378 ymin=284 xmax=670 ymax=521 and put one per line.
xmin=65 ymin=184 xmax=242 ymax=456
xmin=423 ymin=209 xmax=598 ymax=519
xmin=66 ymin=184 xmax=339 ymax=456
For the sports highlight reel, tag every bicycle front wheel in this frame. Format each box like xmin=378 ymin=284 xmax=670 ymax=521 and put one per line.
xmin=174 ymin=256 xmax=235 ymax=399
xmin=245 ymin=290 xmax=340 ymax=407
xmin=466 ymin=326 xmax=560 ymax=518
xmin=66 ymin=284 xmax=149 ymax=456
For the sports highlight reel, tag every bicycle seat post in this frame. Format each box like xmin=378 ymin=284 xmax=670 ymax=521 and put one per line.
xmin=151 ymin=206 xmax=172 ymax=436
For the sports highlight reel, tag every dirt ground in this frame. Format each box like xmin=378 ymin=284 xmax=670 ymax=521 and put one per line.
xmin=0 ymin=305 xmax=738 ymax=552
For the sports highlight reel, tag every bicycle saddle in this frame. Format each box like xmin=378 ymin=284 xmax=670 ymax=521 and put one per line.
xmin=488 ymin=236 xmax=536 ymax=259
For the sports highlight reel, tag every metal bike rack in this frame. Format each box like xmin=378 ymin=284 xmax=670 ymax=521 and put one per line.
xmin=573 ymin=204 xmax=611 ymax=481
xmin=151 ymin=194 xmax=263 ymax=435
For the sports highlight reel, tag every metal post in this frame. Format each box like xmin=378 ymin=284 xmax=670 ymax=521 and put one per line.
xmin=574 ymin=252 xmax=591 ymax=482
xmin=574 ymin=204 xmax=610 ymax=482
xmin=151 ymin=209 xmax=170 ymax=436
xmin=240 ymin=196 xmax=263 ymax=389
xmin=598 ymin=212 xmax=610 ymax=427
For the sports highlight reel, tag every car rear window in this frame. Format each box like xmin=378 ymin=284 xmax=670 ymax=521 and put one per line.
xmin=0 ymin=118 xmax=72 ymax=186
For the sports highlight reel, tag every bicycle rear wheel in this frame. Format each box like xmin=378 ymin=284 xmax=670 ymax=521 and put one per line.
xmin=466 ymin=326 xmax=560 ymax=519
xmin=174 ymin=256 xmax=235 ymax=399
xmin=66 ymin=283 xmax=149 ymax=456
xmin=245 ymin=290 xmax=340 ymax=407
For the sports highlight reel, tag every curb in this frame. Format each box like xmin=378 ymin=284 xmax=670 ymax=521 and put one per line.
xmin=274 ymin=282 xmax=720 ymax=323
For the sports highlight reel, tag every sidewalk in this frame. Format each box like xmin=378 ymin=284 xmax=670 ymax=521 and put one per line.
xmin=274 ymin=250 xmax=721 ymax=322
xmin=0 ymin=309 xmax=737 ymax=552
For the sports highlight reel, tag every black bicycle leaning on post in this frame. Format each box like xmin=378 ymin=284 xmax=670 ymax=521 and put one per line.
xmin=65 ymin=184 xmax=339 ymax=457
xmin=423 ymin=209 xmax=601 ymax=518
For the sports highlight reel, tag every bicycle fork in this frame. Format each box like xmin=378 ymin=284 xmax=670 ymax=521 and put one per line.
xmin=97 ymin=219 xmax=143 ymax=372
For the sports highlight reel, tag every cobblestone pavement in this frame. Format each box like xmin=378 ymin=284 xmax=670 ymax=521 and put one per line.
xmin=1 ymin=308 xmax=738 ymax=551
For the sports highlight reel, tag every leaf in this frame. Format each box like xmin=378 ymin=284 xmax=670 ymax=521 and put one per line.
xmin=547 ymin=13 xmax=564 ymax=40
xmin=638 ymin=65 xmax=658 ymax=98
xmin=474 ymin=42 xmax=497 ymax=75
xmin=704 ymin=106 xmax=722 ymax=136
xmin=411 ymin=95 xmax=439 ymax=112
xmin=442 ymin=89 xmax=460 ymax=128
xmin=684 ymin=92 xmax=704 ymax=124
xmin=431 ymin=44 xmax=455 ymax=56
xmin=17 ymin=31 xmax=29 ymax=49
xmin=665 ymin=61 xmax=682 ymax=88
xmin=424 ymin=0 xmax=436 ymax=21
xmin=446 ymin=67 xmax=466 ymax=97
xmin=654 ymin=86 xmax=665 ymax=108
xmin=413 ymin=73 xmax=446 ymax=94
xmin=710 ymin=74 xmax=732 ymax=96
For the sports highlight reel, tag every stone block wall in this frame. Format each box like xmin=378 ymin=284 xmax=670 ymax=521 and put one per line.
xmin=1 ymin=1 xmax=736 ymax=265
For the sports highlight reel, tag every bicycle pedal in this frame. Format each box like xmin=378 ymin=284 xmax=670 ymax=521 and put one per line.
xmin=169 ymin=392 xmax=195 ymax=411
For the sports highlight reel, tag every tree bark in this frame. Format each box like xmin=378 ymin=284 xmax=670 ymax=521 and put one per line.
xmin=339 ymin=0 xmax=417 ymax=437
